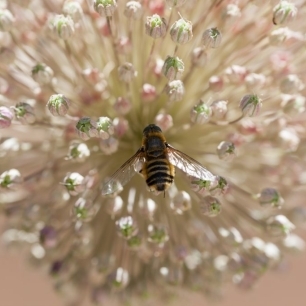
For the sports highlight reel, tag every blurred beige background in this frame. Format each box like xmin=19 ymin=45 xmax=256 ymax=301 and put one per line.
xmin=1 ymin=215 xmax=305 ymax=306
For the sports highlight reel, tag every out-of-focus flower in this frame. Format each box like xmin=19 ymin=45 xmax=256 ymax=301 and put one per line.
xmin=0 ymin=1 xmax=306 ymax=305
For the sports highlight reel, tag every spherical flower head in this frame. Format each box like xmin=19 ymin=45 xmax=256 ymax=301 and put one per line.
xmin=170 ymin=18 xmax=193 ymax=44
xmin=239 ymin=94 xmax=262 ymax=117
xmin=145 ymin=14 xmax=167 ymax=39
xmin=94 ymin=0 xmax=117 ymax=17
xmin=257 ymin=188 xmax=284 ymax=208
xmin=32 ymin=63 xmax=54 ymax=85
xmin=118 ymin=62 xmax=137 ymax=83
xmin=0 ymin=169 xmax=22 ymax=188
xmin=162 ymin=56 xmax=184 ymax=81
xmin=0 ymin=9 xmax=14 ymax=32
xmin=76 ymin=117 xmax=99 ymax=140
xmin=50 ymin=14 xmax=75 ymax=40
xmin=273 ymin=0 xmax=297 ymax=25
xmin=47 ymin=94 xmax=70 ymax=116
xmin=165 ymin=80 xmax=185 ymax=102
xmin=165 ymin=0 xmax=186 ymax=8
xmin=190 ymin=101 xmax=212 ymax=124
xmin=202 ymin=27 xmax=222 ymax=48
xmin=0 ymin=106 xmax=13 ymax=128
xmin=13 ymin=102 xmax=36 ymax=124
xmin=96 ymin=117 xmax=114 ymax=139
xmin=63 ymin=1 xmax=83 ymax=22
xmin=124 ymin=1 xmax=143 ymax=20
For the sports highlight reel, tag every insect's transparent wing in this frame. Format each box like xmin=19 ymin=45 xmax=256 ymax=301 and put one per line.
xmin=102 ymin=148 xmax=145 ymax=196
xmin=166 ymin=144 xmax=216 ymax=181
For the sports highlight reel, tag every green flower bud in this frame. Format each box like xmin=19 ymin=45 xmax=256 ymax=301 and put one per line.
xmin=273 ymin=1 xmax=297 ymax=25
xmin=32 ymin=63 xmax=54 ymax=85
xmin=200 ymin=196 xmax=222 ymax=217
xmin=190 ymin=100 xmax=212 ymax=124
xmin=239 ymin=94 xmax=262 ymax=117
xmin=162 ymin=56 xmax=184 ymax=81
xmin=50 ymin=14 xmax=75 ymax=40
xmin=116 ymin=216 xmax=138 ymax=239
xmin=47 ymin=94 xmax=70 ymax=116
xmin=145 ymin=14 xmax=167 ymax=39
xmin=13 ymin=102 xmax=35 ymax=124
xmin=93 ymin=0 xmax=117 ymax=17
xmin=170 ymin=18 xmax=193 ymax=44
xmin=202 ymin=27 xmax=222 ymax=48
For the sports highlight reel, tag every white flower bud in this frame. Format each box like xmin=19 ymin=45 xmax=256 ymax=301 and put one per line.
xmin=114 ymin=97 xmax=131 ymax=115
xmin=211 ymin=100 xmax=228 ymax=119
xmin=0 ymin=9 xmax=15 ymax=32
xmin=94 ymin=0 xmax=117 ymax=17
xmin=273 ymin=0 xmax=297 ymax=25
xmin=0 ymin=106 xmax=13 ymax=128
xmin=170 ymin=18 xmax=193 ymax=44
xmin=116 ymin=216 xmax=138 ymax=239
xmin=13 ymin=102 xmax=36 ymax=124
xmin=51 ymin=15 xmax=75 ymax=40
xmin=239 ymin=94 xmax=262 ymax=117
xmin=217 ymin=141 xmax=236 ymax=161
xmin=66 ymin=141 xmax=90 ymax=161
xmin=145 ymin=14 xmax=167 ymax=39
xmin=124 ymin=1 xmax=143 ymax=19
xmin=202 ymin=28 xmax=222 ymax=48
xmin=0 ymin=169 xmax=22 ymax=188
xmin=63 ymin=1 xmax=83 ymax=22
xmin=162 ymin=56 xmax=184 ymax=81
xmin=47 ymin=94 xmax=70 ymax=116
xmin=154 ymin=113 xmax=173 ymax=131
xmin=32 ymin=63 xmax=54 ymax=85
xmin=63 ymin=172 xmax=85 ymax=196
xmin=190 ymin=101 xmax=212 ymax=124
xmin=280 ymin=74 xmax=304 ymax=94
xmin=266 ymin=215 xmax=295 ymax=236
xmin=191 ymin=47 xmax=207 ymax=67
xmin=118 ymin=62 xmax=137 ymax=83
xmin=100 ymin=136 xmax=119 ymax=155
xmin=165 ymin=80 xmax=185 ymax=102
xmin=96 ymin=117 xmax=114 ymax=140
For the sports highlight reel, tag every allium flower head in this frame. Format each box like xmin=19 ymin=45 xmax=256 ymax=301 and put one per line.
xmin=1 ymin=1 xmax=306 ymax=305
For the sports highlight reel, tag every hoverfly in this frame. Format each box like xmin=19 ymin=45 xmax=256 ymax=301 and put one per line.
xmin=102 ymin=124 xmax=216 ymax=196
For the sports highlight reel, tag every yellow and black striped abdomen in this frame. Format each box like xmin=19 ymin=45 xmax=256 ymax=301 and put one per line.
xmin=144 ymin=156 xmax=175 ymax=192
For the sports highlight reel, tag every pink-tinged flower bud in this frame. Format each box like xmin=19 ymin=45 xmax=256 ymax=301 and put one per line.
xmin=76 ymin=117 xmax=99 ymax=140
xmin=154 ymin=58 xmax=164 ymax=77
xmin=200 ymin=196 xmax=222 ymax=217
xmin=191 ymin=47 xmax=207 ymax=67
xmin=269 ymin=27 xmax=289 ymax=45
xmin=239 ymin=94 xmax=262 ymax=117
xmin=96 ymin=117 xmax=114 ymax=140
xmin=148 ymin=0 xmax=165 ymax=15
xmin=279 ymin=127 xmax=300 ymax=152
xmin=100 ymin=136 xmax=119 ymax=155
xmin=165 ymin=80 xmax=185 ymax=102
xmin=165 ymin=0 xmax=186 ymax=7
xmin=141 ymin=83 xmax=156 ymax=102
xmin=50 ymin=15 xmax=75 ymax=40
xmin=118 ymin=62 xmax=137 ymax=83
xmin=209 ymin=176 xmax=229 ymax=196
xmin=209 ymin=75 xmax=224 ymax=92
xmin=0 ymin=9 xmax=15 ymax=32
xmin=116 ymin=216 xmax=138 ymax=239
xmin=211 ymin=100 xmax=228 ymax=119
xmin=222 ymin=4 xmax=241 ymax=20
xmin=113 ymin=117 xmax=128 ymax=138
xmin=124 ymin=1 xmax=143 ymax=19
xmin=154 ymin=113 xmax=173 ymax=131
xmin=32 ymin=63 xmax=54 ymax=85
xmin=66 ymin=141 xmax=90 ymax=161
xmin=47 ymin=94 xmax=70 ymax=116
xmin=93 ymin=0 xmax=117 ymax=17
xmin=114 ymin=97 xmax=131 ymax=115
xmin=273 ymin=1 xmax=297 ymax=25
xmin=162 ymin=56 xmax=184 ymax=81
xmin=238 ymin=118 xmax=261 ymax=135
xmin=190 ymin=100 xmax=212 ymax=124
xmin=115 ymin=36 xmax=132 ymax=54
xmin=0 ymin=106 xmax=13 ymax=128
xmin=13 ymin=102 xmax=35 ymax=124
xmin=170 ymin=191 xmax=191 ymax=213
xmin=217 ymin=141 xmax=236 ymax=161
xmin=202 ymin=27 xmax=222 ymax=48
xmin=0 ymin=169 xmax=22 ymax=188
xmin=245 ymin=73 xmax=266 ymax=91
xmin=170 ymin=18 xmax=193 ymax=44
xmin=279 ymin=74 xmax=304 ymax=94
xmin=257 ymin=188 xmax=284 ymax=208
xmin=63 ymin=172 xmax=85 ymax=196
xmin=225 ymin=65 xmax=247 ymax=84
xmin=145 ymin=14 xmax=167 ymax=39
xmin=147 ymin=224 xmax=169 ymax=244
xmin=63 ymin=1 xmax=83 ymax=21
xmin=266 ymin=215 xmax=295 ymax=237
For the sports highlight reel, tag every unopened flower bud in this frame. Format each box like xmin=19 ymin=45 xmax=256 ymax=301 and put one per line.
xmin=63 ymin=1 xmax=83 ymax=22
xmin=154 ymin=113 xmax=173 ymax=131
xmin=107 ymin=268 xmax=129 ymax=290
xmin=0 ymin=106 xmax=13 ymax=128
xmin=113 ymin=117 xmax=128 ymax=138
xmin=0 ymin=169 xmax=22 ymax=188
xmin=32 ymin=63 xmax=54 ymax=85
xmin=148 ymin=224 xmax=169 ymax=244
xmin=219 ymin=227 xmax=243 ymax=246
xmin=124 ymin=1 xmax=143 ymax=19
xmin=76 ymin=117 xmax=98 ymax=140
xmin=96 ymin=117 xmax=114 ymax=140
xmin=257 ymin=188 xmax=284 ymax=208
xmin=209 ymin=75 xmax=224 ymax=92
xmin=40 ymin=226 xmax=57 ymax=249
xmin=94 ymin=0 xmax=117 ymax=17
xmin=279 ymin=127 xmax=300 ymax=152
xmin=145 ymin=14 xmax=167 ymax=39
xmin=0 ymin=9 xmax=14 ymax=32
xmin=114 ymin=97 xmax=131 ymax=115
xmin=200 ymin=196 xmax=222 ymax=217
xmin=13 ymin=102 xmax=35 ymax=124
xmin=191 ymin=47 xmax=207 ymax=67
xmin=100 ymin=136 xmax=119 ymax=155
xmin=239 ymin=94 xmax=262 ymax=117
xmin=170 ymin=191 xmax=191 ymax=213
xmin=273 ymin=1 xmax=297 ymax=25
xmin=118 ymin=62 xmax=137 ymax=83
xmin=211 ymin=100 xmax=227 ymax=119
xmin=266 ymin=215 xmax=295 ymax=236
xmin=51 ymin=15 xmax=74 ymax=40
xmin=225 ymin=65 xmax=247 ymax=84
xmin=269 ymin=27 xmax=289 ymax=45
xmin=47 ymin=94 xmax=70 ymax=116
xmin=210 ymin=176 xmax=228 ymax=196
xmin=142 ymin=83 xmax=156 ymax=102
xmin=282 ymin=234 xmax=305 ymax=253
xmin=165 ymin=0 xmax=186 ymax=8
xmin=202 ymin=28 xmax=222 ymax=48
xmin=223 ymin=4 xmax=241 ymax=20
xmin=66 ymin=141 xmax=90 ymax=161
xmin=190 ymin=101 xmax=212 ymax=124
xmin=245 ymin=73 xmax=266 ymax=91
xmin=217 ymin=141 xmax=236 ymax=161
xmin=162 ymin=56 xmax=184 ymax=81
xmin=116 ymin=216 xmax=138 ymax=239
xmin=170 ymin=18 xmax=193 ymax=44
xmin=63 ymin=172 xmax=85 ymax=196
xmin=280 ymin=74 xmax=304 ymax=94
xmin=165 ymin=80 xmax=185 ymax=102
xmin=74 ymin=197 xmax=98 ymax=221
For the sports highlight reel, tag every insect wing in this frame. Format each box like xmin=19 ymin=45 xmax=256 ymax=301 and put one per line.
xmin=166 ymin=144 xmax=216 ymax=182
xmin=102 ymin=148 xmax=144 ymax=196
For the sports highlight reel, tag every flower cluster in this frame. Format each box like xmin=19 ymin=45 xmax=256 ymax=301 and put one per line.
xmin=1 ymin=0 xmax=306 ymax=304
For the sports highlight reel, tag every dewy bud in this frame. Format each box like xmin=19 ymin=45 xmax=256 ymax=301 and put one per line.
xmin=47 ymin=94 xmax=70 ymax=116
xmin=118 ymin=62 xmax=137 ymax=83
xmin=63 ymin=172 xmax=85 ymax=196
xmin=63 ymin=1 xmax=83 ymax=22
xmin=0 ymin=106 xmax=14 ymax=128
xmin=96 ymin=117 xmax=114 ymax=140
xmin=257 ymin=188 xmax=284 ymax=208
xmin=191 ymin=47 xmax=207 ymax=67
xmin=217 ymin=141 xmax=236 ymax=161
xmin=170 ymin=18 xmax=193 ymax=44
xmin=76 ymin=117 xmax=99 ymax=140
xmin=190 ymin=101 xmax=212 ymax=124
xmin=145 ymin=14 xmax=167 ymax=39
xmin=165 ymin=80 xmax=185 ymax=102
xmin=124 ymin=1 xmax=143 ymax=19
xmin=239 ymin=94 xmax=262 ymax=117
xmin=202 ymin=28 xmax=222 ymax=48
xmin=32 ymin=63 xmax=54 ymax=85
xmin=93 ymin=0 xmax=117 ymax=17
xmin=273 ymin=1 xmax=297 ymax=25
xmin=200 ymin=196 xmax=222 ymax=217
xmin=0 ymin=9 xmax=15 ymax=32
xmin=13 ymin=102 xmax=36 ymax=124
xmin=0 ymin=169 xmax=22 ymax=188
xmin=165 ymin=0 xmax=186 ymax=7
xmin=50 ymin=15 xmax=75 ymax=40
xmin=162 ymin=56 xmax=184 ymax=81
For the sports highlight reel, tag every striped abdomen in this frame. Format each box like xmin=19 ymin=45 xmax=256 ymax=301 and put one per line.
xmin=144 ymin=155 xmax=175 ymax=192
